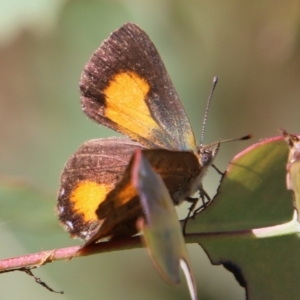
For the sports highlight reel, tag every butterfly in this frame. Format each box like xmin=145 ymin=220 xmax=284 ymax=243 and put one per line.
xmin=57 ymin=23 xmax=247 ymax=244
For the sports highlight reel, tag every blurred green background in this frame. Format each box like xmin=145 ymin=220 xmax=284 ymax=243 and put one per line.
xmin=0 ymin=0 xmax=299 ymax=299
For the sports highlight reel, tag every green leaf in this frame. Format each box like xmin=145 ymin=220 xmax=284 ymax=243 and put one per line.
xmin=185 ymin=135 xmax=300 ymax=300
xmin=131 ymin=150 xmax=197 ymax=300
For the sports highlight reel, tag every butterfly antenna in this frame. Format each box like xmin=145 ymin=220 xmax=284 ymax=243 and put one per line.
xmin=200 ymin=76 xmax=219 ymax=146
xmin=206 ymin=134 xmax=252 ymax=148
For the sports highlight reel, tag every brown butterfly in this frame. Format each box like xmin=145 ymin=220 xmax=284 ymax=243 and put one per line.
xmin=57 ymin=23 xmax=248 ymax=243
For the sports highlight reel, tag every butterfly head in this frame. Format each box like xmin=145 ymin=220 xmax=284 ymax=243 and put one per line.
xmin=196 ymin=142 xmax=220 ymax=168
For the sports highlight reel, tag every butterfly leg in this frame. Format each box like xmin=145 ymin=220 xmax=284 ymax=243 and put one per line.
xmin=212 ymin=163 xmax=224 ymax=175
xmin=182 ymin=185 xmax=211 ymax=234
xmin=182 ymin=197 xmax=198 ymax=235
xmin=192 ymin=186 xmax=211 ymax=216
xmin=191 ymin=165 xmax=226 ymax=217
xmin=182 ymin=166 xmax=224 ymax=234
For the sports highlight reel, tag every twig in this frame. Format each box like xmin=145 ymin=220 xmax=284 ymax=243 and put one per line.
xmin=0 ymin=236 xmax=142 ymax=273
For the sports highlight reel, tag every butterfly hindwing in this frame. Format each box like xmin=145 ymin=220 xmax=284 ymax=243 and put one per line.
xmin=57 ymin=137 xmax=143 ymax=240
xmin=83 ymin=149 xmax=201 ymax=243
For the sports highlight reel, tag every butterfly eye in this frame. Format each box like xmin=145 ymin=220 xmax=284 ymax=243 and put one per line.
xmin=200 ymin=151 xmax=212 ymax=166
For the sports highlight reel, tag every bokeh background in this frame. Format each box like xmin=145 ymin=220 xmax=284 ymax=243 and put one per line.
xmin=0 ymin=1 xmax=299 ymax=299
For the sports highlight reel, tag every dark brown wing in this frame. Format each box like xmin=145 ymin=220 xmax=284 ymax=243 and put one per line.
xmin=83 ymin=149 xmax=201 ymax=244
xmin=80 ymin=23 xmax=196 ymax=151
xmin=57 ymin=137 xmax=143 ymax=240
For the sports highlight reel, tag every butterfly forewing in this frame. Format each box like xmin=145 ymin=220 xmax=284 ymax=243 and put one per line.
xmin=80 ymin=23 xmax=196 ymax=151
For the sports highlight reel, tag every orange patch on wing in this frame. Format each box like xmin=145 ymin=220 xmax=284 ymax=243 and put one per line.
xmin=104 ymin=72 xmax=160 ymax=137
xmin=70 ymin=181 xmax=111 ymax=222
